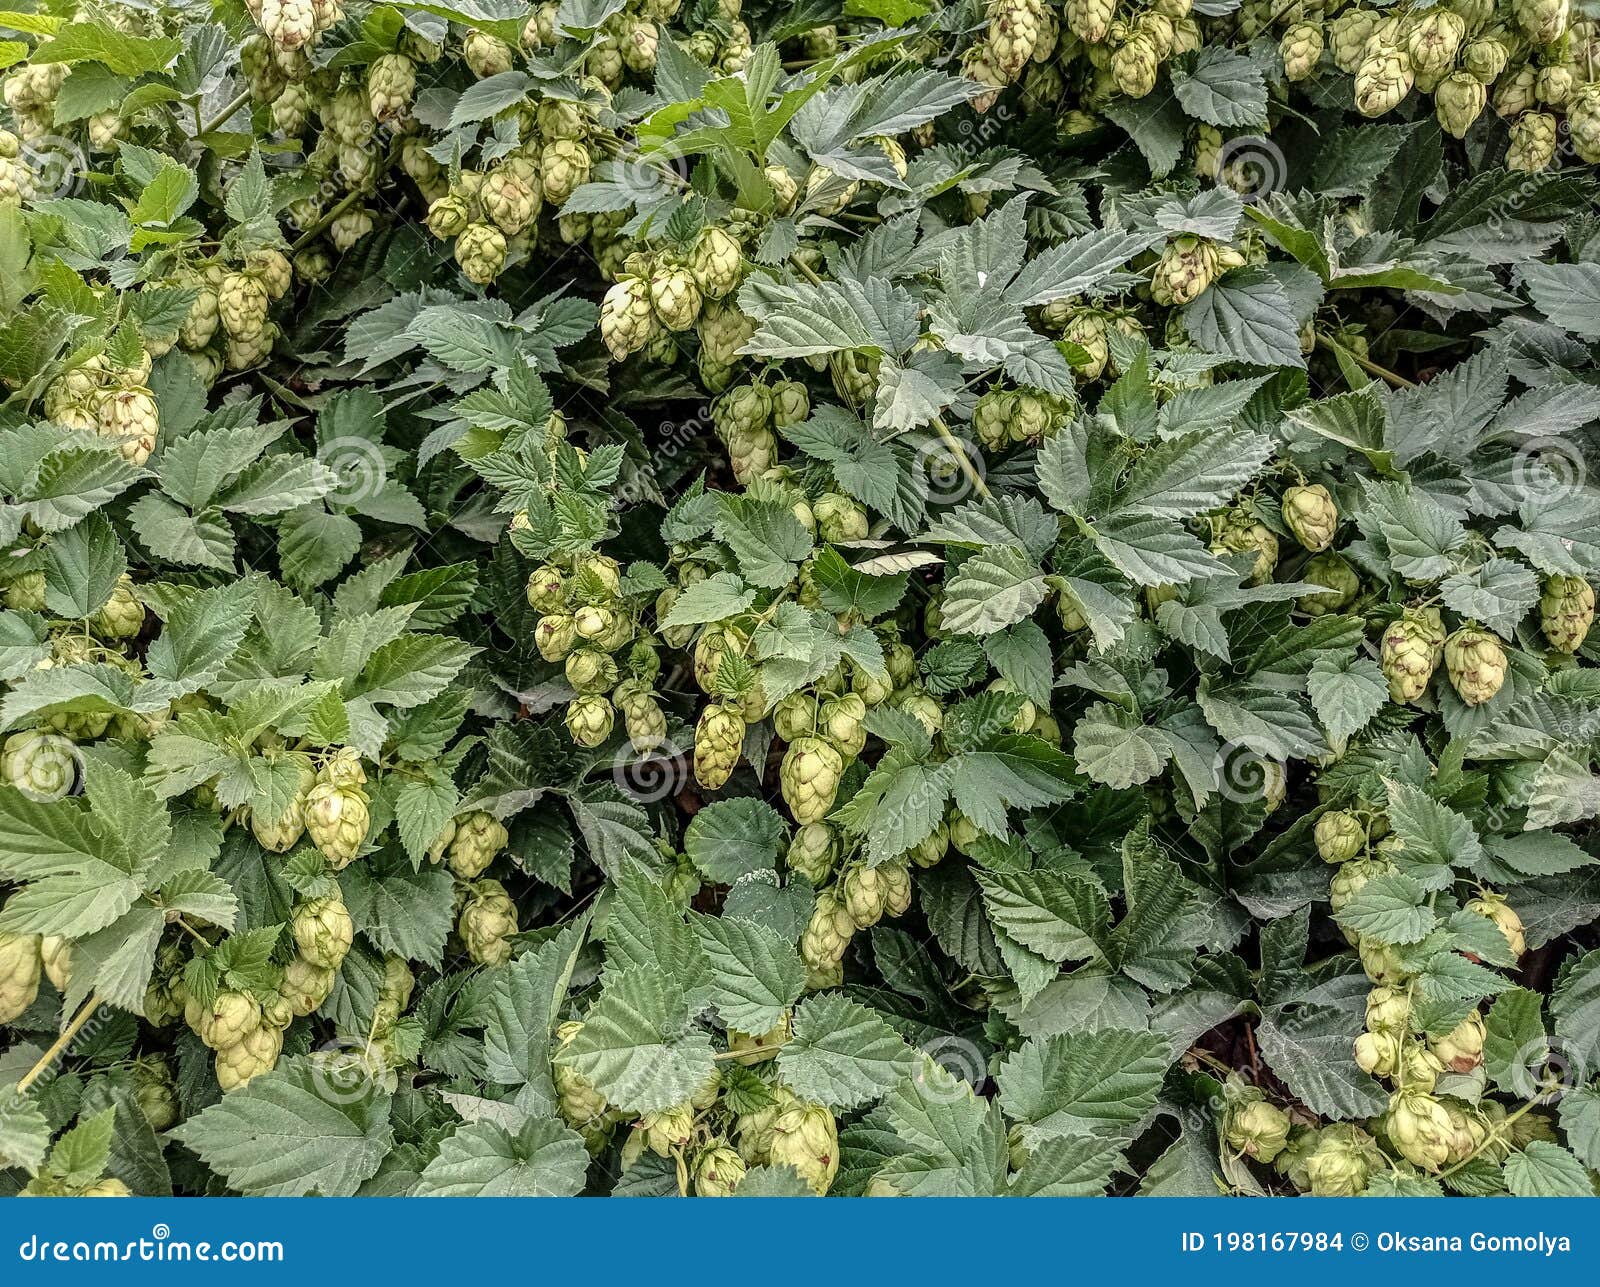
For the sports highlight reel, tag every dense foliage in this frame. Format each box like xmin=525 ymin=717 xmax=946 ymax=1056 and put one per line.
xmin=0 ymin=0 xmax=1598 ymax=1200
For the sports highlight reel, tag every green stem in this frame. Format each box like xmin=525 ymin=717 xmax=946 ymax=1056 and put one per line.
xmin=16 ymin=992 xmax=101 ymax=1094
xmin=200 ymin=88 xmax=253 ymax=138
xmin=291 ymin=188 xmax=363 ymax=254
xmin=1314 ymin=334 xmax=1417 ymax=390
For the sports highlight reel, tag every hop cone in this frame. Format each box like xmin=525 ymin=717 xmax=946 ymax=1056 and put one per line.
xmin=304 ymin=781 xmax=370 ymax=868
xmin=215 ymin=1025 xmax=282 ymax=1092
xmin=1304 ymin=1125 xmax=1380 ymax=1196
xmin=688 ymin=226 xmax=743 ymax=298
xmin=292 ymin=895 xmax=353 ymax=969
xmin=601 ymin=277 xmax=656 ymax=360
xmin=1444 ymin=627 xmax=1506 ymax=706
xmin=1435 ymin=71 xmax=1487 ymax=138
xmin=694 ymin=703 xmax=746 ymax=789
xmin=1385 ymin=1089 xmax=1454 ymax=1171
xmin=650 ymin=264 xmax=702 ymax=332
xmin=780 ymin=735 xmax=844 ymax=824
xmin=1380 ymin=606 xmax=1444 ymax=703
xmin=0 ymin=932 xmax=41 ymax=1024
xmin=1151 ymin=234 xmax=1220 ymax=306
xmin=1539 ymin=574 xmax=1594 ymax=652
xmin=1569 ymin=86 xmax=1600 ymax=163
xmin=693 ymin=1144 xmax=747 ymax=1196
xmin=566 ymin=694 xmax=615 ymax=748
xmin=1355 ymin=43 xmax=1414 ymax=117
xmin=91 ymin=573 xmax=145 ymax=639
xmin=1299 ymin=552 xmax=1361 ymax=616
xmin=459 ymin=878 xmax=519 ymax=966
xmin=1281 ymin=483 xmax=1338 ymax=551
xmin=768 ymin=1103 xmax=838 ymax=1195
xmin=455 ymin=223 xmax=508 ymax=286
xmin=448 ymin=810 xmax=508 ymax=878
xmin=1224 ymin=1096 xmax=1291 ymax=1162
xmin=1465 ymin=891 xmax=1525 ymax=957
xmin=1314 ymin=809 xmax=1364 ymax=863
xmin=1279 ymin=22 xmax=1323 ymax=79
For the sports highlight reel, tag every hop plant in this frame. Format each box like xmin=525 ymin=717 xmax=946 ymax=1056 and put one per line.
xmin=447 ymin=810 xmax=508 ymax=878
xmin=1444 ymin=626 xmax=1507 ymax=706
xmin=304 ymin=780 xmax=371 ymax=868
xmin=1224 ymin=1093 xmax=1292 ymax=1162
xmin=1314 ymin=809 xmax=1365 ymax=863
xmin=0 ymin=932 xmax=41 ymax=1024
xmin=1281 ymin=483 xmax=1337 ymax=552
xmin=291 ymin=895 xmax=354 ymax=969
xmin=693 ymin=703 xmax=745 ymax=789
xmin=1381 ymin=606 xmax=1445 ymax=704
xmin=1151 ymin=234 xmax=1220 ymax=306
xmin=455 ymin=223 xmax=508 ymax=285
xmin=1539 ymin=575 xmax=1594 ymax=652
xmin=767 ymin=1102 xmax=838 ymax=1195
xmin=1355 ymin=42 xmax=1414 ymax=117
xmin=459 ymin=878 xmax=519 ymax=966
xmin=693 ymin=1143 xmax=747 ymax=1196
xmin=780 ymin=735 xmax=844 ymax=824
